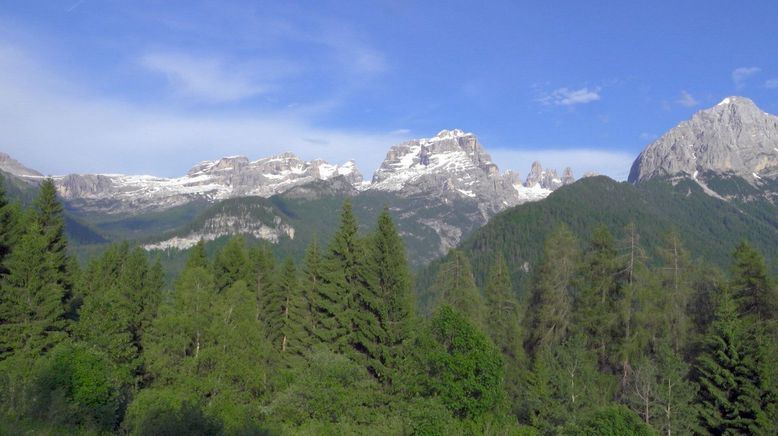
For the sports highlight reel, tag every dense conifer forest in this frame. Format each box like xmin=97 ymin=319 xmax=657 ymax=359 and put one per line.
xmin=1 ymin=178 xmax=776 ymax=435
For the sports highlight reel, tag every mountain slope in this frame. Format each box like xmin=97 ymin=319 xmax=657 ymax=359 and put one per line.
xmin=629 ymin=96 xmax=778 ymax=196
xmin=418 ymin=176 xmax=778 ymax=297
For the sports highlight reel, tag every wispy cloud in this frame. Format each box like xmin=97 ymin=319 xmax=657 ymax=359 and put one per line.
xmin=490 ymin=148 xmax=634 ymax=181
xmin=732 ymin=66 xmax=761 ymax=89
xmin=676 ymin=90 xmax=699 ymax=107
xmin=766 ymin=78 xmax=778 ymax=89
xmin=139 ymin=52 xmax=278 ymax=103
xmin=0 ymin=42 xmax=405 ymax=177
xmin=539 ymin=87 xmax=601 ymax=106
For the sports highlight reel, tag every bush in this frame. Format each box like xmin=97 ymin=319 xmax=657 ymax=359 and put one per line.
xmin=567 ymin=405 xmax=655 ymax=435
xmin=124 ymin=388 xmax=224 ymax=436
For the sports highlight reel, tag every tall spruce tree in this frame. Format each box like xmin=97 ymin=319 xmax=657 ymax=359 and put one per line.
xmin=310 ymin=200 xmax=362 ymax=347
xmin=213 ymin=236 xmax=250 ymax=292
xmin=525 ymin=225 xmax=579 ymax=358
xmin=267 ymin=258 xmax=310 ymax=364
xmin=302 ymin=238 xmax=323 ymax=342
xmin=249 ymin=242 xmax=276 ymax=324
xmin=0 ymin=175 xmax=21 ymax=277
xmin=484 ymin=253 xmax=522 ymax=361
xmin=656 ymin=230 xmax=694 ymax=353
xmin=428 ymin=249 xmax=486 ymax=328
xmin=574 ymin=225 xmax=625 ymax=371
xmin=730 ymin=241 xmax=776 ymax=324
xmin=1 ymin=181 xmax=71 ymax=360
xmin=367 ymin=209 xmax=413 ymax=384
xmin=694 ymin=290 xmax=769 ymax=434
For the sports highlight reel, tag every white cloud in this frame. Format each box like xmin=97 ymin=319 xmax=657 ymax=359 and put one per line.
xmin=490 ymin=148 xmax=634 ymax=181
xmin=539 ymin=87 xmax=601 ymax=106
xmin=766 ymin=78 xmax=778 ymax=89
xmin=140 ymin=52 xmax=273 ymax=103
xmin=0 ymin=42 xmax=405 ymax=178
xmin=732 ymin=66 xmax=761 ymax=89
xmin=676 ymin=90 xmax=699 ymax=107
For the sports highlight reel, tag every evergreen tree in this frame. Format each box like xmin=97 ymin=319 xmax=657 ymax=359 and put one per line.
xmin=694 ymin=290 xmax=769 ymax=434
xmin=367 ymin=209 xmax=413 ymax=384
xmin=267 ymin=259 xmax=310 ymax=363
xmin=1 ymin=182 xmax=72 ymax=360
xmin=730 ymin=241 xmax=776 ymax=324
xmin=428 ymin=249 xmax=486 ymax=328
xmin=76 ymin=244 xmax=162 ymax=379
xmin=310 ymin=200 xmax=362 ymax=346
xmin=213 ymin=236 xmax=250 ymax=292
xmin=0 ymin=175 xmax=21 ymax=276
xmin=656 ymin=230 xmax=694 ymax=353
xmin=248 ymin=241 xmax=276 ymax=324
xmin=524 ymin=224 xmax=579 ymax=358
xmin=302 ymin=238 xmax=323 ymax=341
xmin=186 ymin=240 xmax=209 ymax=270
xmin=574 ymin=225 xmax=625 ymax=371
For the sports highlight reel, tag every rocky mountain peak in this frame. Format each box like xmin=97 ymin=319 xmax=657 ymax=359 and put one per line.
xmin=0 ymin=152 xmax=43 ymax=178
xmin=628 ymin=96 xmax=778 ymax=185
xmin=524 ymin=161 xmax=570 ymax=190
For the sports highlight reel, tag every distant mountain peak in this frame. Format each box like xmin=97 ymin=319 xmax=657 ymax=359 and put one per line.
xmin=629 ymin=96 xmax=778 ymax=187
xmin=0 ymin=152 xmax=43 ymax=178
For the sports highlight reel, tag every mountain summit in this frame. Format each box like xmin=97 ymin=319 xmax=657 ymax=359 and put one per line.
xmin=628 ymin=96 xmax=778 ymax=185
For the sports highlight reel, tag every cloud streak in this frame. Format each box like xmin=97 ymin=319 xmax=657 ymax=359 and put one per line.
xmin=676 ymin=90 xmax=699 ymax=107
xmin=140 ymin=52 xmax=274 ymax=103
xmin=539 ymin=87 xmax=601 ymax=106
xmin=0 ymin=41 xmax=405 ymax=178
xmin=732 ymin=66 xmax=760 ymax=89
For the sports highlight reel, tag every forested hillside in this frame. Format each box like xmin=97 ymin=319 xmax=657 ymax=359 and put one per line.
xmin=1 ymin=178 xmax=776 ymax=435
xmin=418 ymin=175 xmax=778 ymax=297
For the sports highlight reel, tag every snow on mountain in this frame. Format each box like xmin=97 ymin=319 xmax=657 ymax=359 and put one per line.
xmin=55 ymin=153 xmax=363 ymax=214
xmin=368 ymin=129 xmax=572 ymax=213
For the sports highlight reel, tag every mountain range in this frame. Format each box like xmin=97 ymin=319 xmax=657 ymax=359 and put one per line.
xmin=1 ymin=96 xmax=776 ymax=271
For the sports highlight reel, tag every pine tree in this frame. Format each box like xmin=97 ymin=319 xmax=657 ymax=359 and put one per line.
xmin=428 ymin=249 xmax=486 ymax=328
xmin=0 ymin=175 xmax=21 ymax=277
xmin=694 ymin=290 xmax=769 ymax=434
xmin=1 ymin=218 xmax=68 ymax=359
xmin=249 ymin=241 xmax=276 ymax=324
xmin=186 ymin=240 xmax=209 ymax=270
xmin=310 ymin=200 xmax=362 ymax=346
xmin=525 ymin=225 xmax=579 ymax=358
xmin=363 ymin=209 xmax=414 ymax=383
xmin=0 ymin=182 xmax=72 ymax=360
xmin=302 ymin=237 xmax=323 ymax=341
xmin=574 ymin=225 xmax=625 ymax=371
xmin=730 ymin=241 xmax=776 ymax=324
xmin=656 ymin=230 xmax=694 ymax=353
xmin=213 ymin=236 xmax=250 ymax=292
xmin=267 ymin=259 xmax=310 ymax=364
xmin=484 ymin=253 xmax=522 ymax=359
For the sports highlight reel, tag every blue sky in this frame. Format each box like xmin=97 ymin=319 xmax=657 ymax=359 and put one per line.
xmin=1 ymin=0 xmax=777 ymax=180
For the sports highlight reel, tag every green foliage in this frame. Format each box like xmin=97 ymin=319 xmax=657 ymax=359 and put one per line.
xmin=730 ymin=241 xmax=776 ymax=323
xmin=694 ymin=290 xmax=771 ymax=434
xmin=213 ymin=236 xmax=251 ymax=291
xmin=28 ymin=342 xmax=123 ymax=431
xmin=427 ymin=249 xmax=486 ymax=328
xmin=263 ymin=347 xmax=386 ymax=427
xmin=408 ymin=306 xmax=504 ymax=419
xmin=568 ymin=405 xmax=655 ymax=435
xmin=368 ymin=208 xmax=414 ymax=384
xmin=124 ymin=388 xmax=224 ymax=436
xmin=524 ymin=224 xmax=579 ymax=358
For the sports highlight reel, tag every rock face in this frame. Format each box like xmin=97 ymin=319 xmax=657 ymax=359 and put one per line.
xmin=629 ymin=96 xmax=778 ymax=184
xmin=524 ymin=161 xmax=568 ymax=190
xmin=369 ymin=129 xmax=573 ymax=214
xmin=55 ymin=153 xmax=363 ymax=213
xmin=0 ymin=152 xmax=43 ymax=178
